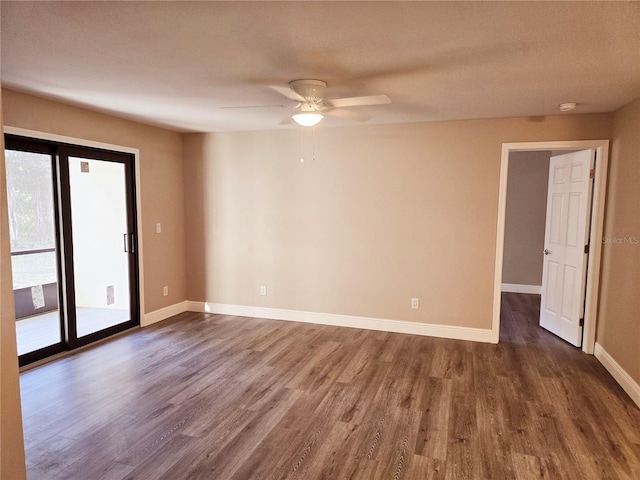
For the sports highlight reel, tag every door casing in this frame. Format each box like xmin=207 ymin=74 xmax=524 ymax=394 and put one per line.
xmin=493 ymin=140 xmax=610 ymax=354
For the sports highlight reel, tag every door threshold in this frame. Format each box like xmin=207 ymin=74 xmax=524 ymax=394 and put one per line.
xmin=19 ymin=325 xmax=140 ymax=373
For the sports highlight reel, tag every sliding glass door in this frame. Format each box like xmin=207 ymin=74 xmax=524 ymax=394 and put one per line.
xmin=5 ymin=144 xmax=65 ymax=360
xmin=67 ymin=155 xmax=132 ymax=339
xmin=5 ymin=136 xmax=139 ymax=365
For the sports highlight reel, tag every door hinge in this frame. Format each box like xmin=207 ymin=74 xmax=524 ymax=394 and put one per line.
xmin=579 ymin=318 xmax=584 ymax=327
xmin=584 ymin=244 xmax=590 ymax=254
xmin=589 ymin=168 xmax=595 ymax=179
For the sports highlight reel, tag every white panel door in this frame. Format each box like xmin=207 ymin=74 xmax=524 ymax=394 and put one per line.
xmin=540 ymin=150 xmax=594 ymax=346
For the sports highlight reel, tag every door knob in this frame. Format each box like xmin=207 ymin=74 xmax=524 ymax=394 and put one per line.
xmin=543 ymin=249 xmax=550 ymax=255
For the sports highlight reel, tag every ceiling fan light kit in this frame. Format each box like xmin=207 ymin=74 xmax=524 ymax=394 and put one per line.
xmin=292 ymin=112 xmax=324 ymax=127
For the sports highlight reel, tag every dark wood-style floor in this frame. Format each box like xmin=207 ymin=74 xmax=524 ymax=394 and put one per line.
xmin=20 ymin=294 xmax=640 ymax=479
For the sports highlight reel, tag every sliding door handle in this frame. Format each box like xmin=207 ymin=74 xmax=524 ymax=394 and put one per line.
xmin=129 ymin=233 xmax=136 ymax=254
xmin=123 ymin=233 xmax=128 ymax=253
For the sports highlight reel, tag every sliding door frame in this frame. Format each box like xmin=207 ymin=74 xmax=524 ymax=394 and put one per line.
xmin=58 ymin=144 xmax=140 ymax=350
xmin=4 ymin=128 xmax=143 ymax=365
xmin=5 ymin=137 xmax=66 ymax=365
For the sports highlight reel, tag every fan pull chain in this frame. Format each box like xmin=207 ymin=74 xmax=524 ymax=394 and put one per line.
xmin=299 ymin=126 xmax=317 ymax=163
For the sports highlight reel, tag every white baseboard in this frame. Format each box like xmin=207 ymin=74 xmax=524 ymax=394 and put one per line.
xmin=594 ymin=342 xmax=640 ymax=408
xmin=501 ymin=283 xmax=542 ymax=294
xmin=142 ymin=301 xmax=188 ymax=327
xmin=186 ymin=301 xmax=495 ymax=344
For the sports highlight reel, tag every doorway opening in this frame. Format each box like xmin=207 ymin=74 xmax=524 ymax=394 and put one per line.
xmin=492 ymin=140 xmax=610 ymax=354
xmin=5 ymin=134 xmax=141 ymax=366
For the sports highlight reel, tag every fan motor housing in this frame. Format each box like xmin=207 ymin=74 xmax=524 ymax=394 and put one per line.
xmin=290 ymin=79 xmax=327 ymax=103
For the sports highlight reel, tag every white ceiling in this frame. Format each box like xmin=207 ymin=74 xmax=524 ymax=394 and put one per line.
xmin=1 ymin=1 xmax=639 ymax=133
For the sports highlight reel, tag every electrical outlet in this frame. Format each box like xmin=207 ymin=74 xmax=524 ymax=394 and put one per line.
xmin=163 ymin=286 xmax=169 ymax=297
xmin=260 ymin=285 xmax=267 ymax=296
xmin=156 ymin=223 xmax=162 ymax=234
xmin=411 ymin=297 xmax=419 ymax=309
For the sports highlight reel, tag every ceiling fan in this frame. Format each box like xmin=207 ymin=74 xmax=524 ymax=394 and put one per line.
xmin=224 ymin=79 xmax=391 ymax=127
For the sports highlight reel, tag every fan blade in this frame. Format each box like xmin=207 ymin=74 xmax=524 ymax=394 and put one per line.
xmin=328 ymin=94 xmax=391 ymax=108
xmin=324 ymin=108 xmax=371 ymax=122
xmin=270 ymin=85 xmax=306 ymax=102
xmin=279 ymin=115 xmax=294 ymax=125
xmin=220 ymin=104 xmax=292 ymax=109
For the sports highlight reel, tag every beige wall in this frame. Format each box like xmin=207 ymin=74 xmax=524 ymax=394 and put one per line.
xmin=597 ymin=97 xmax=640 ymax=386
xmin=184 ymin=113 xmax=612 ymax=330
xmin=2 ymin=89 xmax=187 ymax=315
xmin=502 ymin=151 xmax=550 ymax=286
xmin=0 ymin=87 xmax=27 ymax=479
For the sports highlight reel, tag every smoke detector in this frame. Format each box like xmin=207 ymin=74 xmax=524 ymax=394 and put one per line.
xmin=559 ymin=102 xmax=577 ymax=112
